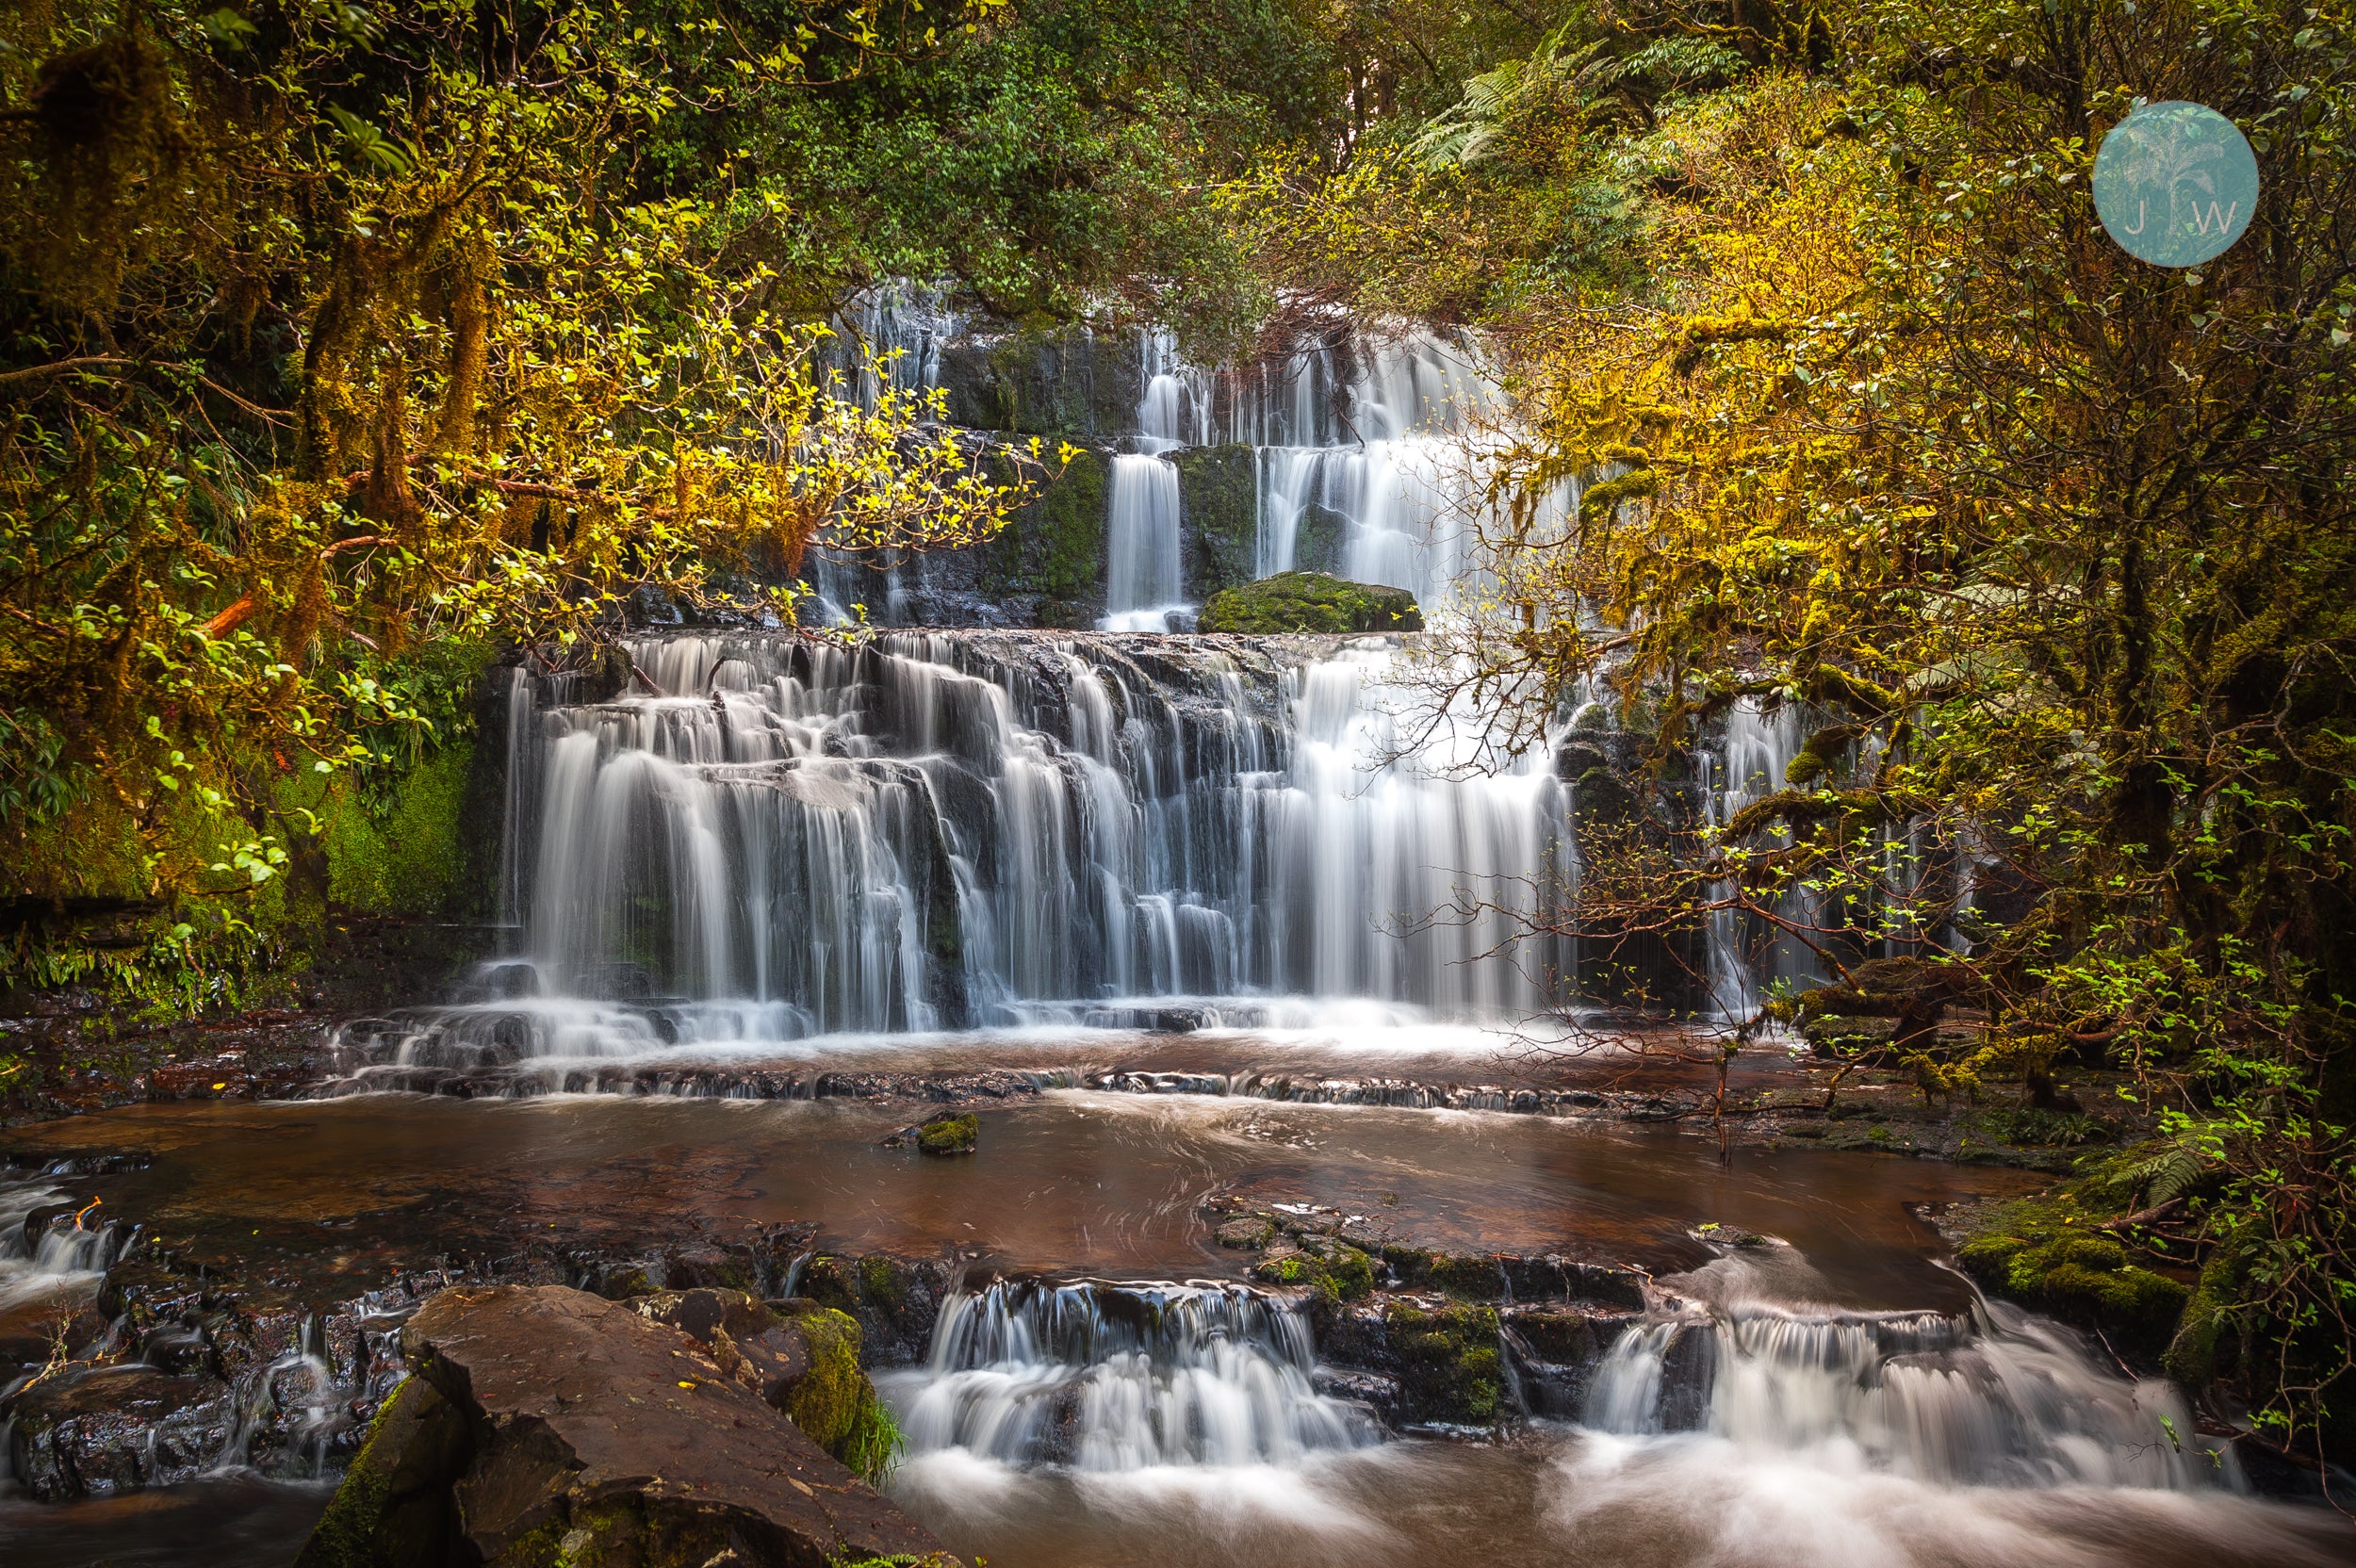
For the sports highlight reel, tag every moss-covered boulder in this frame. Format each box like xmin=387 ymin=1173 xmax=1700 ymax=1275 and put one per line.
xmin=915 ymin=1112 xmax=977 ymax=1156
xmin=1198 ymin=572 xmax=1422 ymax=634
xmin=795 ymin=1253 xmax=956 ymax=1365
xmin=1959 ymin=1226 xmax=2190 ymax=1354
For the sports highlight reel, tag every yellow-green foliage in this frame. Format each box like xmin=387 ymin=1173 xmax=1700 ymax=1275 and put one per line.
xmin=311 ymin=744 xmax=475 ymax=915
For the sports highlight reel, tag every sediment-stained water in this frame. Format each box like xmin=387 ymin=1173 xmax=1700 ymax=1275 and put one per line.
xmin=4 ymin=1084 xmax=2348 ymax=1566
xmin=1 ymin=1089 xmax=2033 ymax=1299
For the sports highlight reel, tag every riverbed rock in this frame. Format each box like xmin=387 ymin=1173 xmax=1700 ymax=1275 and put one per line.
xmin=6 ymin=1365 xmax=237 ymax=1499
xmin=628 ymin=1288 xmax=896 ymax=1481
xmin=916 ymin=1111 xmax=978 ymax=1156
xmin=296 ymin=1283 xmax=957 ymax=1568
xmin=1198 ymin=571 xmax=1423 ymax=634
xmin=797 ymin=1253 xmax=955 ymax=1366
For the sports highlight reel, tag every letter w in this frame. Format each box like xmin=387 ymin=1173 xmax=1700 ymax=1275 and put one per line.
xmin=2188 ymin=201 xmax=2239 ymax=236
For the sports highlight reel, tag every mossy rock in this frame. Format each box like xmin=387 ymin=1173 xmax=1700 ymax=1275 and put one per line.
xmin=1249 ymin=1242 xmax=1376 ymax=1303
xmin=1959 ymin=1222 xmax=2189 ymax=1353
xmin=915 ymin=1112 xmax=977 ymax=1156
xmin=769 ymin=1305 xmax=900 ymax=1481
xmin=1197 ymin=572 xmax=1422 ymax=634
xmin=1175 ymin=444 xmax=1259 ymax=599
xmin=1423 ymin=1251 xmax=1504 ymax=1299
xmin=294 ymin=1376 xmax=469 ymax=1568
xmin=1215 ymin=1215 xmax=1275 ymax=1249
xmin=1387 ymin=1302 xmax=1503 ymax=1425
xmin=980 ymin=448 xmax=1107 ymax=622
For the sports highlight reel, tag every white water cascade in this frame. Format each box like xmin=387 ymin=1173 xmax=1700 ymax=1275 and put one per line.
xmin=1107 ymin=325 xmax=1513 ymax=614
xmin=881 ymin=1279 xmax=1379 ymax=1470
xmin=428 ymin=629 xmax=1577 ymax=1059
xmin=1247 ymin=333 xmax=1502 ymax=606
xmin=1697 ymin=697 xmax=1812 ymax=1019
xmin=1582 ymin=1295 xmax=2233 ymax=1492
xmin=1102 ymin=335 xmax=1192 ymax=631
xmin=0 ymin=1177 xmax=127 ymax=1323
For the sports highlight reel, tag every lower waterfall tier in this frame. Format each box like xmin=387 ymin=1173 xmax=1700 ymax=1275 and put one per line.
xmin=496 ymin=630 xmax=1586 ymax=1042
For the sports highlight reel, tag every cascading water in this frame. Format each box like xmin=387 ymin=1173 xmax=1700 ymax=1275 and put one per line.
xmin=1241 ymin=332 xmax=1502 ymax=607
xmin=1581 ymin=1295 xmax=2230 ymax=1491
xmin=1102 ymin=335 xmax=1194 ymax=632
xmin=881 ymin=1279 xmax=1378 ymax=1470
xmin=384 ymin=629 xmax=1576 ymax=1064
xmin=1697 ymin=697 xmax=1812 ymax=1019
xmin=0 ymin=1177 xmax=125 ymax=1323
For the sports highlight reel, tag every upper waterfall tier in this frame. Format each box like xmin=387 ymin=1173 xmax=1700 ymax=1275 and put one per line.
xmin=804 ymin=296 xmax=1558 ymax=631
xmin=492 ymin=631 xmax=1576 ymax=1047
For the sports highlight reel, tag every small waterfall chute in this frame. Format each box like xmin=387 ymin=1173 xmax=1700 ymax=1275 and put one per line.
xmin=883 ymin=1279 xmax=1381 ymax=1471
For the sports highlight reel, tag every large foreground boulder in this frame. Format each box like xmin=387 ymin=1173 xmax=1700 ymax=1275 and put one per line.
xmin=1198 ymin=572 xmax=1423 ymax=634
xmin=297 ymin=1283 xmax=957 ymax=1568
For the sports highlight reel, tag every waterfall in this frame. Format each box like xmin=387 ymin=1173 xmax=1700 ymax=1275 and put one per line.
xmin=415 ymin=629 xmax=1574 ymax=1060
xmin=1092 ymin=325 xmax=1515 ymax=625
xmin=1238 ymin=332 xmax=1501 ymax=609
xmin=1697 ymin=697 xmax=1811 ymax=1018
xmin=1582 ymin=1297 xmax=2233 ymax=1492
xmin=881 ymin=1279 xmax=1379 ymax=1470
xmin=1101 ymin=455 xmax=1185 ymax=630
xmin=1102 ymin=334 xmax=1197 ymax=631
xmin=0 ymin=1176 xmax=127 ymax=1319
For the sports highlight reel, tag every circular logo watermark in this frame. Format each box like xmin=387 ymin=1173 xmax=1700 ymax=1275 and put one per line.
xmin=2092 ymin=102 xmax=2259 ymax=267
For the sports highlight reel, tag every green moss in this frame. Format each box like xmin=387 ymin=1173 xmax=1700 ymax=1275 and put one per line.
xmin=782 ymin=1307 xmax=900 ymax=1483
xmin=295 ymin=1376 xmax=411 ymax=1568
xmin=312 ymin=743 xmax=476 ymax=915
xmin=1175 ymin=444 xmax=1258 ymax=598
xmin=1249 ymin=1241 xmax=1376 ymax=1303
xmin=982 ymin=449 xmax=1106 ymax=622
xmin=1959 ymin=1204 xmax=2190 ymax=1353
xmin=1424 ymin=1251 xmax=1502 ymax=1299
xmin=1198 ymin=572 xmax=1422 ymax=634
xmin=1389 ymin=1302 xmax=1503 ymax=1425
xmin=2164 ymin=1245 xmax=2248 ymax=1389
xmin=798 ymin=1255 xmax=859 ymax=1315
xmin=915 ymin=1112 xmax=977 ymax=1156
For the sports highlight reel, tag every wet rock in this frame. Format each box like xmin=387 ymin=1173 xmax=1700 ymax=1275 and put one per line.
xmin=1385 ymin=1301 xmax=1505 ymax=1427
xmin=297 ymin=1283 xmax=958 ymax=1568
xmin=798 ymin=1253 xmax=954 ymax=1366
xmin=659 ymin=1241 xmax=761 ymax=1294
xmin=1314 ymin=1365 xmax=1400 ymax=1414
xmin=6 ymin=1365 xmax=237 ymax=1499
xmin=1175 ymin=444 xmax=1259 ymax=601
xmin=294 ymin=1371 xmax=473 ymax=1568
xmin=1215 ymin=1214 xmax=1275 ymax=1249
xmin=1499 ymin=1305 xmax=1636 ymax=1417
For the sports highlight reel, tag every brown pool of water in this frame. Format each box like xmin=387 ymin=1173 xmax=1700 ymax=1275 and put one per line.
xmin=6 ymin=1090 xmax=2037 ymax=1308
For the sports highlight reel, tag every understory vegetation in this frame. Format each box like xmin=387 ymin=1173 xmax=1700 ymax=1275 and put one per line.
xmin=3 ymin=0 xmax=2350 ymax=1474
